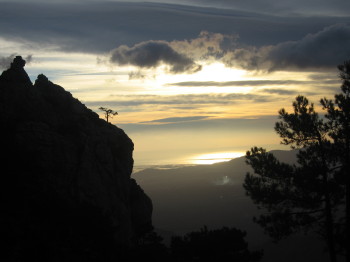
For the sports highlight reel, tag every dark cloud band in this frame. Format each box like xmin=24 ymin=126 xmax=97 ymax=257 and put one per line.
xmin=110 ymin=41 xmax=201 ymax=73
xmin=225 ymin=24 xmax=350 ymax=71
xmin=1 ymin=2 xmax=348 ymax=54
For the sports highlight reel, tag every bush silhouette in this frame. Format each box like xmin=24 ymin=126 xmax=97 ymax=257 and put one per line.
xmin=170 ymin=226 xmax=262 ymax=262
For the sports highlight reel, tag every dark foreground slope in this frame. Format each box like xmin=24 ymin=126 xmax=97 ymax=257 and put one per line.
xmin=133 ymin=150 xmax=330 ymax=262
xmin=0 ymin=56 xmax=152 ymax=261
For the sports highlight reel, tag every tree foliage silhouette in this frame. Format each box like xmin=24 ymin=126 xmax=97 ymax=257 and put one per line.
xmin=244 ymin=61 xmax=350 ymax=262
xmin=321 ymin=61 xmax=350 ymax=262
xmin=99 ymin=107 xmax=118 ymax=123
xmin=170 ymin=226 xmax=262 ymax=262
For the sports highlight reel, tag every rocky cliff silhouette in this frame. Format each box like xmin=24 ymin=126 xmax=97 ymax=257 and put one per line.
xmin=0 ymin=56 xmax=152 ymax=261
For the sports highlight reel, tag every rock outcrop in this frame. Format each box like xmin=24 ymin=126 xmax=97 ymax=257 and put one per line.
xmin=0 ymin=56 xmax=152 ymax=260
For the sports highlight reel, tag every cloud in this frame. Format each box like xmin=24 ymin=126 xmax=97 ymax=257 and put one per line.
xmin=166 ymin=80 xmax=308 ymax=87
xmin=307 ymin=73 xmax=339 ymax=82
xmin=118 ymin=115 xmax=279 ymax=132
xmin=0 ymin=54 xmax=16 ymax=70
xmin=109 ymin=23 xmax=350 ymax=74
xmin=2 ymin=0 xmax=350 ymax=16
xmin=85 ymin=93 xmax=279 ymax=110
xmin=128 ymin=71 xmax=148 ymax=80
xmin=140 ymin=116 xmax=210 ymax=123
xmin=1 ymin=2 xmax=349 ymax=76
xmin=110 ymin=41 xmax=202 ymax=73
xmin=260 ymin=89 xmax=298 ymax=95
xmin=170 ymin=31 xmax=238 ymax=62
xmin=0 ymin=54 xmax=33 ymax=70
xmin=1 ymin=1 xmax=348 ymax=56
xmin=225 ymin=24 xmax=350 ymax=71
xmin=186 ymin=0 xmax=350 ymax=16
xmin=109 ymin=30 xmax=237 ymax=74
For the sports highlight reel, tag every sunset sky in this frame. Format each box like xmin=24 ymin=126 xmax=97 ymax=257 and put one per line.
xmin=1 ymin=0 xmax=350 ymax=167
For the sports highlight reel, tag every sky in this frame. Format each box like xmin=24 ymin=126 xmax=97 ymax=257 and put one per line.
xmin=1 ymin=0 xmax=350 ymax=167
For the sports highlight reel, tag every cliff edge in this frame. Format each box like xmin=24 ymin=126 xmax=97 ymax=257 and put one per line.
xmin=0 ymin=56 xmax=152 ymax=260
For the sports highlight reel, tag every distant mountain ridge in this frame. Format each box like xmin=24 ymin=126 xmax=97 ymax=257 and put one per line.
xmin=133 ymin=149 xmax=297 ymax=238
xmin=0 ymin=56 xmax=152 ymax=260
xmin=132 ymin=149 xmax=329 ymax=262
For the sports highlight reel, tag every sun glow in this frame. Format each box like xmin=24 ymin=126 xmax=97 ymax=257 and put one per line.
xmin=154 ymin=62 xmax=249 ymax=95
xmin=193 ymin=62 xmax=247 ymax=82
xmin=190 ymin=151 xmax=245 ymax=165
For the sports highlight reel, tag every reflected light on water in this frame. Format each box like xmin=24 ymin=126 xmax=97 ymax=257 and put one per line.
xmin=190 ymin=151 xmax=245 ymax=165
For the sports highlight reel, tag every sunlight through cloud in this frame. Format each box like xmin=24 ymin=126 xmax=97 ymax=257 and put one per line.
xmin=154 ymin=62 xmax=249 ymax=94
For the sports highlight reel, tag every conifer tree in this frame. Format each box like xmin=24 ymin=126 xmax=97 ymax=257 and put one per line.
xmin=244 ymin=61 xmax=350 ymax=262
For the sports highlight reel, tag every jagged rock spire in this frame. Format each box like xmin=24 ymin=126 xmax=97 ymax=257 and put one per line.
xmin=10 ymin=55 xmax=26 ymax=69
xmin=0 ymin=55 xmax=32 ymax=85
xmin=35 ymin=73 xmax=49 ymax=86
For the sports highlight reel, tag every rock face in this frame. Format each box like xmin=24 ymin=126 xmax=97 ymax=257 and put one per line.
xmin=0 ymin=56 xmax=152 ymax=260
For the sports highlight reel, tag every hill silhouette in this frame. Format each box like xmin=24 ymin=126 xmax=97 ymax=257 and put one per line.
xmin=0 ymin=56 xmax=152 ymax=261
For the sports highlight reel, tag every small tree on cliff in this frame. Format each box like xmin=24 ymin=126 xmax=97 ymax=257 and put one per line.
xmin=99 ymin=107 xmax=118 ymax=123
xmin=244 ymin=61 xmax=350 ymax=262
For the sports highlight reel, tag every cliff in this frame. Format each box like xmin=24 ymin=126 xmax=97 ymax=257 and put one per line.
xmin=0 ymin=56 xmax=152 ymax=260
